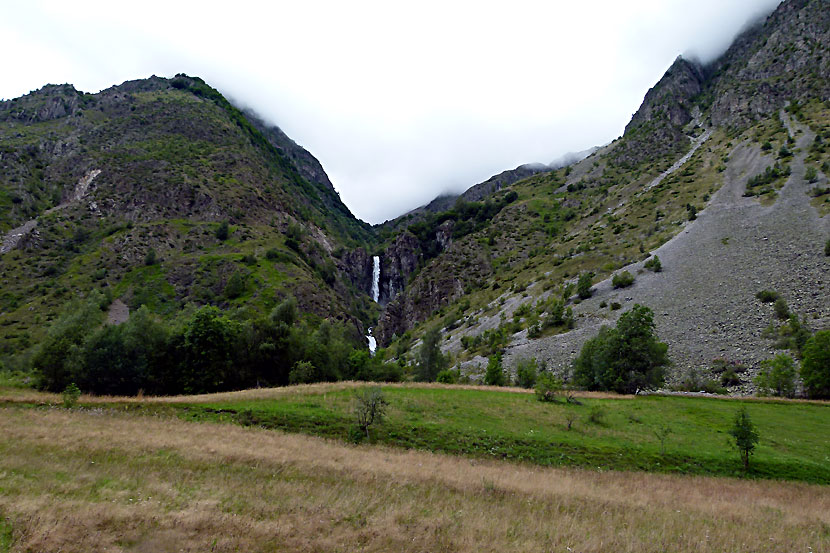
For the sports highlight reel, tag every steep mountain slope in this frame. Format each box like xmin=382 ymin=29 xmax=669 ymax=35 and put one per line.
xmin=372 ymin=0 xmax=829 ymax=388
xmin=0 ymin=75 xmax=376 ymax=358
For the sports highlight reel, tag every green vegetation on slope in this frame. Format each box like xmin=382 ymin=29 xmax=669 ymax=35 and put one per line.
xmin=136 ymin=385 xmax=830 ymax=484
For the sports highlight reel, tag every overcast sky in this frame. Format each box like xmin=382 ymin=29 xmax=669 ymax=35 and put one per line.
xmin=1 ymin=0 xmax=781 ymax=224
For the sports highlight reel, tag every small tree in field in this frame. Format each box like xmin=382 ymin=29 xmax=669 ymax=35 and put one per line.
xmin=729 ymin=406 xmax=759 ymax=471
xmin=353 ymin=387 xmax=388 ymax=440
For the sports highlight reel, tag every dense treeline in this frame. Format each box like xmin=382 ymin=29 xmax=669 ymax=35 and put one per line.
xmin=32 ymin=292 xmax=400 ymax=396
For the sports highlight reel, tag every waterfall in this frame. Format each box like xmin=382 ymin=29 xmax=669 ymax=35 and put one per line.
xmin=371 ymin=255 xmax=380 ymax=303
xmin=366 ymin=328 xmax=377 ymax=355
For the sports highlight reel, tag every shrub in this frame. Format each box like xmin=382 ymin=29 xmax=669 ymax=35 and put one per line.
xmin=544 ymin=300 xmax=574 ymax=329
xmin=686 ymin=204 xmax=698 ymax=221
xmin=576 ymin=273 xmax=592 ymax=299
xmin=144 ymin=249 xmax=157 ymax=266
xmin=825 ymin=239 xmax=830 ymax=257
xmin=755 ymin=354 xmax=796 ymax=398
xmin=215 ymin=221 xmax=230 ymax=241
xmin=773 ymin=297 xmax=790 ymax=320
xmin=720 ymin=368 xmax=743 ymax=387
xmin=436 ymin=369 xmax=459 ymax=384
xmin=515 ymin=358 xmax=538 ymax=389
xmin=289 ymin=360 xmax=317 ymax=384
xmin=644 ymin=255 xmax=662 ymax=272
xmin=587 ymin=405 xmax=607 ymax=425
xmin=242 ymin=254 xmax=257 ymax=265
xmin=755 ymin=290 xmax=779 ymax=303
xmin=573 ymin=304 xmax=669 ymax=394
xmin=484 ymin=354 xmax=506 ymax=386
xmin=729 ymin=406 xmax=759 ymax=471
xmin=801 ymin=330 xmax=830 ymax=398
xmin=805 ymin=166 xmax=818 ymax=183
xmin=61 ymin=383 xmax=81 ymax=408
xmin=612 ymin=271 xmax=635 ymax=289
xmin=673 ymin=368 xmax=727 ymax=394
xmin=224 ymin=272 xmax=246 ymax=299
xmin=534 ymin=371 xmax=563 ymax=402
xmin=610 ymin=302 xmax=621 ymax=310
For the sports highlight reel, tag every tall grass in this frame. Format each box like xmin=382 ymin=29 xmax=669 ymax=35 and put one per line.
xmin=0 ymin=407 xmax=827 ymax=552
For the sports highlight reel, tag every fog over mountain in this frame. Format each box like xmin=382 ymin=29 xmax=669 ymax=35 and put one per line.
xmin=1 ymin=0 xmax=781 ymax=223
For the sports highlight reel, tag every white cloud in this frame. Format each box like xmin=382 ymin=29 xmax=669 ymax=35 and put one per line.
xmin=1 ymin=0 xmax=781 ymax=223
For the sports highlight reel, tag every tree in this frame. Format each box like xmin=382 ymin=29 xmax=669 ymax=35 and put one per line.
xmin=754 ymin=354 xmax=796 ymax=398
xmin=181 ymin=306 xmax=240 ymax=393
xmin=577 ymin=272 xmax=593 ymax=299
xmin=534 ymin=371 xmax=563 ymax=402
xmin=801 ymin=330 xmax=830 ymax=398
xmin=729 ymin=406 xmax=759 ymax=471
xmin=353 ymin=386 xmax=388 ymax=440
xmin=515 ymin=358 xmax=538 ymax=389
xmin=417 ymin=327 xmax=445 ymax=382
xmin=32 ymin=292 xmax=107 ymax=392
xmin=573 ymin=304 xmax=669 ymax=394
xmin=215 ymin=221 xmax=230 ymax=241
xmin=484 ymin=354 xmax=506 ymax=386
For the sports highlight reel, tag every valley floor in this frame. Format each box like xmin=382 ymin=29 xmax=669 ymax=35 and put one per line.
xmin=0 ymin=384 xmax=828 ymax=552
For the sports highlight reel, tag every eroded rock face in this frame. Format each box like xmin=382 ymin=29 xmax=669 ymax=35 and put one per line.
xmin=341 ymin=247 xmax=373 ymax=295
xmin=379 ymin=232 xmax=422 ymax=305
xmin=709 ymin=0 xmax=830 ymax=128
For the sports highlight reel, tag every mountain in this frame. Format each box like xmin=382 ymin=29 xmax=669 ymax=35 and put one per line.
xmin=370 ymin=0 xmax=829 ymax=391
xmin=1 ymin=0 xmax=827 ymax=395
xmin=0 ymin=74 xmax=377 ymax=358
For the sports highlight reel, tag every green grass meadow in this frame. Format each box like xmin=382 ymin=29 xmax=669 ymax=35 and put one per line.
xmin=157 ymin=386 xmax=830 ymax=484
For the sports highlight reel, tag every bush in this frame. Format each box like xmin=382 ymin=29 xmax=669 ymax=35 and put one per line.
xmin=436 ymin=369 xmax=459 ymax=384
xmin=773 ymin=298 xmax=790 ymax=320
xmin=612 ymin=271 xmax=635 ymax=289
xmin=644 ymin=255 xmax=662 ymax=272
xmin=573 ymin=304 xmax=669 ymax=394
xmin=215 ymin=221 xmax=230 ymax=241
xmin=755 ymin=290 xmax=780 ymax=303
xmin=801 ymin=330 xmax=830 ymax=398
xmin=224 ymin=272 xmax=246 ymax=299
xmin=144 ymin=249 xmax=158 ymax=266
xmin=515 ymin=358 xmax=538 ymax=389
xmin=825 ymin=239 xmax=830 ymax=257
xmin=289 ymin=360 xmax=317 ymax=384
xmin=720 ymin=368 xmax=743 ymax=387
xmin=673 ymin=368 xmax=727 ymax=394
xmin=576 ymin=272 xmax=592 ymax=299
xmin=484 ymin=354 xmax=506 ymax=386
xmin=534 ymin=371 xmax=563 ymax=402
xmin=62 ymin=383 xmax=81 ymax=408
xmin=755 ymin=354 xmax=796 ymax=397
xmin=587 ymin=405 xmax=607 ymax=425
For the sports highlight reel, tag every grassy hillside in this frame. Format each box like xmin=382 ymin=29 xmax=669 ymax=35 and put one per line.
xmin=4 ymin=383 xmax=828 ymax=483
xmin=0 ymin=384 xmax=828 ymax=552
xmin=0 ymin=76 xmax=378 ymax=362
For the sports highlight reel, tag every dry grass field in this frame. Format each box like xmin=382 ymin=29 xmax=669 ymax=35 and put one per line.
xmin=0 ymin=400 xmax=828 ymax=552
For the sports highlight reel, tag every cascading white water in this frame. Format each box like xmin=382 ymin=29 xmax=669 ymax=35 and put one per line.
xmin=366 ymin=256 xmax=381 ymax=354
xmin=370 ymin=255 xmax=380 ymax=303
xmin=366 ymin=329 xmax=377 ymax=355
